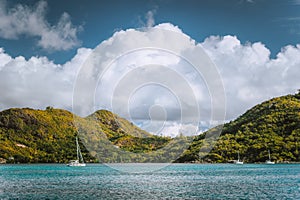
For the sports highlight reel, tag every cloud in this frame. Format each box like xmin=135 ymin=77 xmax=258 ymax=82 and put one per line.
xmin=149 ymin=121 xmax=201 ymax=138
xmin=0 ymin=47 xmax=92 ymax=110
xmin=292 ymin=0 xmax=300 ymax=5
xmin=138 ymin=9 xmax=157 ymax=28
xmin=0 ymin=0 xmax=81 ymax=51
xmin=202 ymin=35 xmax=300 ymax=119
xmin=72 ymin=23 xmax=299 ymax=136
xmin=238 ymin=0 xmax=254 ymax=4
xmin=146 ymin=10 xmax=156 ymax=27
xmin=72 ymin=24 xmax=216 ymax=136
xmin=0 ymin=23 xmax=299 ymax=137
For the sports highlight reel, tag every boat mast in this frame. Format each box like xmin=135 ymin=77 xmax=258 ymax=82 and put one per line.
xmin=268 ymin=150 xmax=271 ymax=161
xmin=238 ymin=151 xmax=240 ymax=161
xmin=76 ymin=137 xmax=80 ymax=161
xmin=76 ymin=136 xmax=84 ymax=163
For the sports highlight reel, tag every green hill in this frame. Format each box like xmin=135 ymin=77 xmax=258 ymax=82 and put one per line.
xmin=177 ymin=92 xmax=300 ymax=163
xmin=1 ymin=92 xmax=299 ymax=164
xmin=0 ymin=107 xmax=171 ymax=163
xmin=87 ymin=110 xmax=170 ymax=153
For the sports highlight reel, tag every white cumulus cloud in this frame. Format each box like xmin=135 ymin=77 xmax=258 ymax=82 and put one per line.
xmin=202 ymin=35 xmax=300 ymax=119
xmin=0 ymin=0 xmax=81 ymax=51
xmin=0 ymin=47 xmax=92 ymax=110
xmin=0 ymin=23 xmax=299 ymax=137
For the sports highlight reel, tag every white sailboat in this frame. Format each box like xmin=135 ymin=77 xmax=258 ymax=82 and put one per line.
xmin=234 ymin=151 xmax=243 ymax=165
xmin=265 ymin=150 xmax=275 ymax=164
xmin=67 ymin=137 xmax=86 ymax=167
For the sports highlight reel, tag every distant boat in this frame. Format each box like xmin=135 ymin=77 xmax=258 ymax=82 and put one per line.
xmin=67 ymin=137 xmax=86 ymax=167
xmin=234 ymin=151 xmax=243 ymax=165
xmin=265 ymin=150 xmax=275 ymax=165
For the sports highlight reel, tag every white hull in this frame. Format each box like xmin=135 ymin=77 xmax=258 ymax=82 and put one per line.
xmin=67 ymin=160 xmax=86 ymax=167
xmin=265 ymin=160 xmax=275 ymax=165
xmin=67 ymin=163 xmax=86 ymax=167
xmin=235 ymin=161 xmax=244 ymax=165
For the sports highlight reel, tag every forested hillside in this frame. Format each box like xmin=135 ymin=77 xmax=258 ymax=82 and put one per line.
xmin=1 ymin=92 xmax=299 ymax=164
xmin=177 ymin=92 xmax=300 ymax=163
xmin=0 ymin=107 xmax=171 ymax=163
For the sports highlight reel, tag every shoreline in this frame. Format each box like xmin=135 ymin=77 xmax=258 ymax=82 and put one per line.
xmin=1 ymin=162 xmax=300 ymax=165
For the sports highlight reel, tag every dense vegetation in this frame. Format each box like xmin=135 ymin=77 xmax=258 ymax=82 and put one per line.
xmin=87 ymin=110 xmax=171 ymax=153
xmin=177 ymin=92 xmax=300 ymax=163
xmin=0 ymin=92 xmax=299 ymax=164
xmin=0 ymin=107 xmax=172 ymax=163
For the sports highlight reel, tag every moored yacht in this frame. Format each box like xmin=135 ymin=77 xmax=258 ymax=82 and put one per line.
xmin=265 ymin=150 xmax=275 ymax=165
xmin=234 ymin=151 xmax=243 ymax=165
xmin=67 ymin=137 xmax=86 ymax=167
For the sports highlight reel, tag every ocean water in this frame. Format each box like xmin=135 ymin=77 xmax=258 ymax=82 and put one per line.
xmin=0 ymin=163 xmax=299 ymax=199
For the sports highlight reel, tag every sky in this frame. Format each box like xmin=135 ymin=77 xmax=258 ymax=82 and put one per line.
xmin=0 ymin=0 xmax=299 ymax=137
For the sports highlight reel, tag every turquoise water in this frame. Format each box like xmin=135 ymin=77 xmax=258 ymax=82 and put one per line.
xmin=0 ymin=164 xmax=299 ymax=199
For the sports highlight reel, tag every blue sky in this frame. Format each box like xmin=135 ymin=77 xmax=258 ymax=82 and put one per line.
xmin=1 ymin=0 xmax=300 ymax=63
xmin=0 ymin=0 xmax=299 ymax=136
